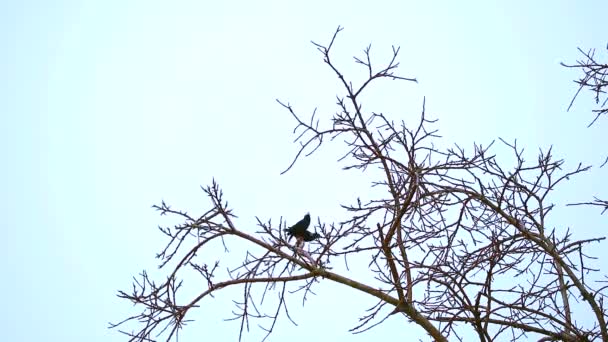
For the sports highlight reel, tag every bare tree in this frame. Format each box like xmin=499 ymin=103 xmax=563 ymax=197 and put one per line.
xmin=112 ymin=27 xmax=608 ymax=342
xmin=562 ymin=45 xmax=608 ymax=215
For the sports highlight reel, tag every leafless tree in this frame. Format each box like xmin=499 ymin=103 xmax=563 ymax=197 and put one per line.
xmin=562 ymin=45 xmax=608 ymax=215
xmin=112 ymin=27 xmax=608 ymax=342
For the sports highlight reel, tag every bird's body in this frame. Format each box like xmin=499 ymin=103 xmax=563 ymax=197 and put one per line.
xmin=284 ymin=213 xmax=320 ymax=246
xmin=301 ymin=230 xmax=321 ymax=242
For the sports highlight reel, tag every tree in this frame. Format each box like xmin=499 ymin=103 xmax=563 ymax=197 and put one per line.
xmin=562 ymin=45 xmax=608 ymax=214
xmin=111 ymin=27 xmax=608 ymax=341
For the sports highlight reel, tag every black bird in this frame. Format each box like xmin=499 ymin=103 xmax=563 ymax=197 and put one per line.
xmin=284 ymin=213 xmax=320 ymax=246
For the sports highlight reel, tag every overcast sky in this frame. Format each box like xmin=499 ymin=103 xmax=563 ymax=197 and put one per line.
xmin=2 ymin=1 xmax=607 ymax=341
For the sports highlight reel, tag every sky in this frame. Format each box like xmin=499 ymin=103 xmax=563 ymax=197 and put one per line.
xmin=1 ymin=1 xmax=607 ymax=341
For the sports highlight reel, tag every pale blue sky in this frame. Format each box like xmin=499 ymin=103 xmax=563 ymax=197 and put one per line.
xmin=2 ymin=1 xmax=607 ymax=341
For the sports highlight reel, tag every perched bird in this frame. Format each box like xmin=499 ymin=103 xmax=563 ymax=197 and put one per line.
xmin=284 ymin=213 xmax=320 ymax=246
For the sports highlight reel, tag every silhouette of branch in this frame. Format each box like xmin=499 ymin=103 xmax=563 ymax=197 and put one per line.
xmin=562 ymin=46 xmax=608 ymax=127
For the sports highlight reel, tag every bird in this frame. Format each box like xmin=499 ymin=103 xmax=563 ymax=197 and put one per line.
xmin=284 ymin=213 xmax=320 ymax=247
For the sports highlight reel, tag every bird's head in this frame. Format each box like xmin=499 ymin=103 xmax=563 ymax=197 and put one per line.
xmin=302 ymin=231 xmax=321 ymax=242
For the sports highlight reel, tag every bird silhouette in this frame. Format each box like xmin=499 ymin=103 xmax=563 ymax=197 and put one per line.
xmin=284 ymin=213 xmax=320 ymax=246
